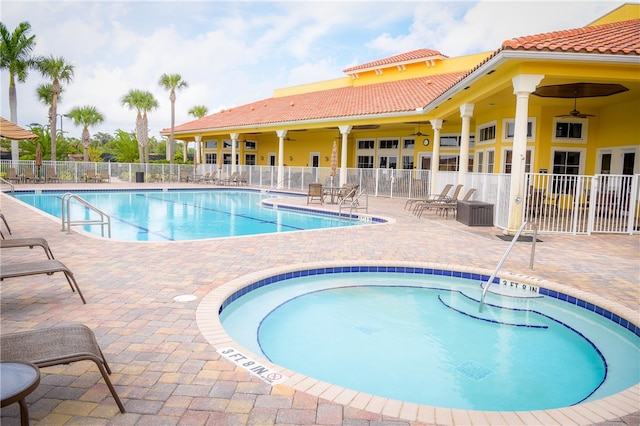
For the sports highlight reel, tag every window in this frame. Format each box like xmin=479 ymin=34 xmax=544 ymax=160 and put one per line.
xmin=245 ymin=154 xmax=256 ymax=166
xmin=403 ymin=138 xmax=415 ymax=149
xmin=439 ymin=155 xmax=459 ymax=171
xmin=503 ymin=118 xmax=535 ymax=141
xmin=476 ymin=151 xmax=484 ymax=173
xmin=357 ymin=155 xmax=374 ymax=168
xmin=378 ymin=155 xmax=397 ymax=169
xmin=223 ymin=153 xmax=238 ymax=164
xmin=358 ymin=139 xmax=375 ymax=150
xmin=402 ymin=155 xmax=414 ymax=170
xmin=244 ymin=141 xmax=256 ymax=150
xmin=503 ymin=149 xmax=532 ymax=173
xmin=552 ymin=150 xmax=582 ymax=193
xmin=552 ymin=118 xmax=587 ymax=142
xmin=205 ymin=140 xmax=218 ymax=149
xmin=487 ymin=150 xmax=495 ymax=173
xmin=477 ymin=122 xmax=496 ymax=143
xmin=439 ymin=134 xmax=475 ymax=147
xmin=205 ymin=153 xmax=217 ymax=164
xmin=379 ymin=138 xmax=399 ymax=149
xmin=223 ymin=140 xmax=239 ymax=149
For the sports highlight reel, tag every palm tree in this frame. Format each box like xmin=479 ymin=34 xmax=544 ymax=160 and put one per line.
xmin=188 ymin=105 xmax=208 ymax=164
xmin=35 ymin=83 xmax=63 ymax=142
xmin=36 ymin=55 xmax=74 ymax=161
xmin=159 ymin=73 xmax=188 ymax=164
xmin=0 ymin=21 xmax=39 ymax=162
xmin=67 ymin=105 xmax=105 ymax=161
xmin=121 ymin=89 xmax=158 ymax=163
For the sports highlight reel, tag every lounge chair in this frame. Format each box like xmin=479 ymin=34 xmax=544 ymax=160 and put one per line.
xmin=222 ymin=171 xmax=238 ymax=185
xmin=86 ymin=169 xmax=101 ymax=182
xmin=405 ymin=183 xmax=453 ymax=211
xmin=415 ymin=184 xmax=463 ymax=217
xmin=100 ymin=170 xmax=110 ymax=183
xmin=0 ymin=237 xmax=55 ymax=259
xmin=204 ymin=170 xmax=217 ymax=184
xmin=307 ymin=183 xmax=324 ymax=205
xmin=196 ymin=172 xmax=210 ymax=183
xmin=23 ymin=168 xmax=43 ymax=183
xmin=179 ymin=171 xmax=191 ymax=182
xmin=6 ymin=167 xmax=21 ymax=184
xmin=0 ymin=324 xmax=126 ymax=413
xmin=46 ymin=166 xmax=60 ymax=183
xmin=0 ymin=212 xmax=10 ymax=239
xmin=236 ymin=171 xmax=247 ymax=186
xmin=439 ymin=188 xmax=477 ymax=219
xmin=0 ymin=259 xmax=86 ymax=304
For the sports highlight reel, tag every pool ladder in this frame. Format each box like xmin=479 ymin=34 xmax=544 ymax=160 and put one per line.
xmin=479 ymin=221 xmax=538 ymax=312
xmin=61 ymin=193 xmax=112 ymax=238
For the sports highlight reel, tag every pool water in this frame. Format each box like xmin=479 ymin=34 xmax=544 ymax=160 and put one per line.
xmin=219 ymin=271 xmax=640 ymax=411
xmin=13 ymin=189 xmax=368 ymax=241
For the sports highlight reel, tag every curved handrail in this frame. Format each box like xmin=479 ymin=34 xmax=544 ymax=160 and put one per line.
xmin=61 ymin=193 xmax=111 ymax=238
xmin=479 ymin=221 xmax=537 ymax=312
xmin=0 ymin=177 xmax=15 ymax=194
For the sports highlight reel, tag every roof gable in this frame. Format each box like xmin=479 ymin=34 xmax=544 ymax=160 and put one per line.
xmin=343 ymin=48 xmax=447 ymax=74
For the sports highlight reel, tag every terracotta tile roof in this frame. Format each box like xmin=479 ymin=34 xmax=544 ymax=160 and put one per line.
xmin=171 ymin=71 xmax=466 ymax=133
xmin=501 ymin=18 xmax=640 ymax=54
xmin=343 ymin=48 xmax=447 ymax=73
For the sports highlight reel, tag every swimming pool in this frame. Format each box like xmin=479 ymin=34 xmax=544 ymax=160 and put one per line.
xmin=202 ymin=262 xmax=640 ymax=415
xmin=12 ymin=189 xmax=376 ymax=241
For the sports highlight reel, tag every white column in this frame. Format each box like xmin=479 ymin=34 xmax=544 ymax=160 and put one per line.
xmin=338 ymin=125 xmax=352 ymax=186
xmin=194 ymin=135 xmax=202 ymax=166
xmin=429 ymin=119 xmax=443 ymax=195
xmin=458 ymin=103 xmax=474 ymax=185
xmin=276 ymin=130 xmax=287 ymax=188
xmin=230 ymin=133 xmax=239 ymax=174
xmin=507 ymin=74 xmax=545 ymax=234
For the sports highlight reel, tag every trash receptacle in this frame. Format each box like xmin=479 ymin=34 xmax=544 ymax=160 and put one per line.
xmin=135 ymin=172 xmax=145 ymax=183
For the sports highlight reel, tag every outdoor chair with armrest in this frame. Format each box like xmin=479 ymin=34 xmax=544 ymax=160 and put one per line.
xmin=0 ymin=324 xmax=126 ymax=413
xmin=307 ymin=183 xmax=324 ymax=205
xmin=6 ymin=168 xmax=21 ymax=184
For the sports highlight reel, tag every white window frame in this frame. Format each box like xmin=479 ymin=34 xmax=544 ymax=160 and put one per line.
xmin=486 ymin=149 xmax=495 ymax=173
xmin=552 ymin=118 xmax=588 ymax=143
xmin=550 ymin=147 xmax=586 ymax=175
xmin=502 ymin=147 xmax=534 ymax=174
xmin=205 ymin=139 xmax=218 ymax=149
xmin=476 ymin=121 xmax=497 ymax=145
xmin=502 ymin=117 xmax=536 ymax=143
xmin=244 ymin=140 xmax=257 ymax=150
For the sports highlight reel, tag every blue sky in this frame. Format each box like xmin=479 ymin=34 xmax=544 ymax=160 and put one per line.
xmin=0 ymin=0 xmax=627 ymax=139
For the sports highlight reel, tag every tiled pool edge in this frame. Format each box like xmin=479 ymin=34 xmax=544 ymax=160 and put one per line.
xmin=196 ymin=260 xmax=640 ymax=426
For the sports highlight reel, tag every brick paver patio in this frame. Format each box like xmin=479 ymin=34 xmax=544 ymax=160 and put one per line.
xmin=1 ymin=182 xmax=638 ymax=425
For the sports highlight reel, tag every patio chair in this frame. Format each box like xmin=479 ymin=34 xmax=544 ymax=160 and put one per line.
xmin=236 ymin=171 xmax=247 ymax=186
xmin=100 ymin=171 xmax=110 ymax=183
xmin=222 ymin=171 xmax=238 ymax=185
xmin=0 ymin=259 xmax=86 ymax=304
xmin=179 ymin=171 xmax=190 ymax=182
xmin=6 ymin=167 xmax=21 ymax=184
xmin=415 ymin=184 xmax=463 ymax=217
xmin=337 ymin=184 xmax=359 ymax=204
xmin=0 ymin=324 xmax=126 ymax=413
xmin=86 ymin=169 xmax=101 ymax=183
xmin=439 ymin=188 xmax=477 ymax=219
xmin=405 ymin=183 xmax=453 ymax=211
xmin=46 ymin=166 xmax=60 ymax=183
xmin=307 ymin=183 xmax=324 ymax=205
xmin=196 ymin=172 xmax=210 ymax=183
xmin=0 ymin=237 xmax=55 ymax=259
xmin=23 ymin=168 xmax=44 ymax=183
xmin=0 ymin=212 xmax=11 ymax=239
xmin=204 ymin=170 xmax=217 ymax=184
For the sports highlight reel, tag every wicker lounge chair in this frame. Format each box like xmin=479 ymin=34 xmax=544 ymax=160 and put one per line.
xmin=0 ymin=237 xmax=55 ymax=259
xmin=0 ymin=324 xmax=125 ymax=413
xmin=0 ymin=260 xmax=86 ymax=304
xmin=307 ymin=183 xmax=324 ymax=205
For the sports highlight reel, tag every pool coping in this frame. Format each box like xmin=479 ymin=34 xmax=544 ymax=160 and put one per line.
xmin=196 ymin=260 xmax=640 ymax=426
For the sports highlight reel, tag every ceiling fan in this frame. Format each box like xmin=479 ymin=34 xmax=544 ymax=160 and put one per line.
xmin=409 ymin=122 xmax=428 ymax=137
xmin=556 ymin=97 xmax=595 ymax=118
xmin=283 ymin=137 xmax=296 ymax=142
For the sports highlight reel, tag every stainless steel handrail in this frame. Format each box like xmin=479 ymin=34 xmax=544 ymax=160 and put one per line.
xmin=61 ymin=193 xmax=111 ymax=238
xmin=0 ymin=177 xmax=15 ymax=194
xmin=479 ymin=221 xmax=537 ymax=312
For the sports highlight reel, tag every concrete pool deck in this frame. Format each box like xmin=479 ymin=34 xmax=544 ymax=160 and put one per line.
xmin=1 ymin=181 xmax=638 ymax=426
